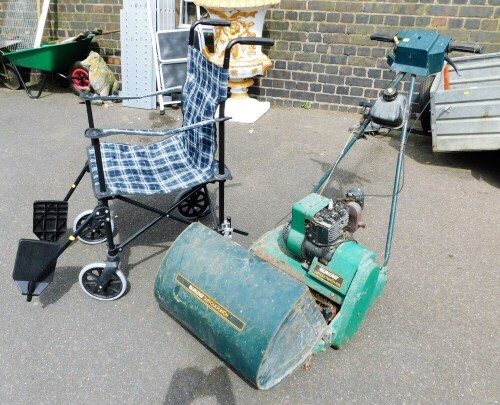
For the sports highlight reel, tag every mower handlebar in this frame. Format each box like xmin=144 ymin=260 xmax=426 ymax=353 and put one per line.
xmin=371 ymin=34 xmax=482 ymax=55
xmin=448 ymin=42 xmax=483 ymax=54
xmin=370 ymin=33 xmax=395 ymax=43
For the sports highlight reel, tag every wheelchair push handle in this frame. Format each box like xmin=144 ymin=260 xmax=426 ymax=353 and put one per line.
xmin=227 ymin=37 xmax=275 ymax=48
xmin=370 ymin=33 xmax=396 ymax=43
xmin=223 ymin=37 xmax=275 ymax=69
xmin=189 ymin=19 xmax=231 ymax=45
xmin=192 ymin=18 xmax=231 ymax=28
xmin=448 ymin=42 xmax=482 ymax=54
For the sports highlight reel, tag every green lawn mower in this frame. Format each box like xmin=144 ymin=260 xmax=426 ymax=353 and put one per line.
xmin=155 ymin=31 xmax=482 ymax=389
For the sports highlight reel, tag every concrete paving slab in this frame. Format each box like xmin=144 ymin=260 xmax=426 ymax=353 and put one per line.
xmin=0 ymin=87 xmax=498 ymax=404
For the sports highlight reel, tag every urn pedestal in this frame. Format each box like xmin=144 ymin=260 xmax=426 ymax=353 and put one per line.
xmin=195 ymin=0 xmax=280 ymax=123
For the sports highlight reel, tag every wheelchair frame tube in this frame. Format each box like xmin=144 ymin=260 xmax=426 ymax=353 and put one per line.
xmin=218 ymin=102 xmax=226 ymax=223
xmin=63 ymin=162 xmax=89 ymax=202
xmin=85 ymin=100 xmax=107 ymax=194
xmin=217 ymin=37 xmax=274 ymax=226
xmin=111 ymin=191 xmax=195 ymax=252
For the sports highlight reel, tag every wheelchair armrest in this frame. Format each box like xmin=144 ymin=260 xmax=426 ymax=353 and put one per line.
xmin=79 ymin=86 xmax=183 ymax=102
xmin=85 ymin=116 xmax=231 ymax=139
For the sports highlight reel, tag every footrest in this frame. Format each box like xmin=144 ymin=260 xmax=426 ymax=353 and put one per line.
xmin=12 ymin=239 xmax=60 ymax=300
xmin=33 ymin=200 xmax=68 ymax=242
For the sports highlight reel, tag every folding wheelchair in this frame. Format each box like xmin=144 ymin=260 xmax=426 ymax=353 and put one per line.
xmin=12 ymin=20 xmax=273 ymax=301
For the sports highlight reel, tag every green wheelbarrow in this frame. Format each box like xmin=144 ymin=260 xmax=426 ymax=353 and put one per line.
xmin=0 ymin=30 xmax=118 ymax=99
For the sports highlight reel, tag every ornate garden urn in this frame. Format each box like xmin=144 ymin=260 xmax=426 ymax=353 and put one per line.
xmin=195 ymin=0 xmax=280 ymax=123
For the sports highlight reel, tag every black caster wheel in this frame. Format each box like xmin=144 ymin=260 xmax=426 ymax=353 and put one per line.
xmin=73 ymin=209 xmax=114 ymax=245
xmin=79 ymin=263 xmax=127 ymax=301
xmin=174 ymin=186 xmax=211 ymax=220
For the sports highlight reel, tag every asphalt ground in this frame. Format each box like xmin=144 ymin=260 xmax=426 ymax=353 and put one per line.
xmin=0 ymin=86 xmax=498 ymax=404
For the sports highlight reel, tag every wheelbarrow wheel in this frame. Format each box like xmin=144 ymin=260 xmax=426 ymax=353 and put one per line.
xmin=73 ymin=209 xmax=114 ymax=245
xmin=418 ymin=76 xmax=434 ymax=135
xmin=68 ymin=61 xmax=90 ymax=96
xmin=174 ymin=186 xmax=211 ymax=220
xmin=79 ymin=263 xmax=127 ymax=301
xmin=0 ymin=63 xmax=21 ymax=90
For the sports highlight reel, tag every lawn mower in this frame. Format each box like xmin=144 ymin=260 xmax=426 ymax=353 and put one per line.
xmin=155 ymin=30 xmax=482 ymax=389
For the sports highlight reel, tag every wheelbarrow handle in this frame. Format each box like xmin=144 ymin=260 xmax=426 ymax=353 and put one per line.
xmin=89 ymin=29 xmax=121 ymax=36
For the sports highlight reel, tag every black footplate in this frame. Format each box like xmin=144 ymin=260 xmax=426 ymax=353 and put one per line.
xmin=12 ymin=239 xmax=60 ymax=301
xmin=33 ymin=200 xmax=68 ymax=242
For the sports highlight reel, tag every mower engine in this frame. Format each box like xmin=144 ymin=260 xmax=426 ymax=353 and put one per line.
xmin=276 ymin=190 xmax=385 ymax=332
xmin=283 ymin=189 xmax=365 ymax=266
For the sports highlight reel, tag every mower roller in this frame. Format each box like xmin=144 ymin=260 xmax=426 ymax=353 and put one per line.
xmin=155 ymin=31 xmax=482 ymax=389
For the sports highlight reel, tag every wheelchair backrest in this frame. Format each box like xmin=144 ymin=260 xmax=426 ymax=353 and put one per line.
xmin=181 ymin=45 xmax=229 ymax=169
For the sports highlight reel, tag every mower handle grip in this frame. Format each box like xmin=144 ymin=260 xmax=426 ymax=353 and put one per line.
xmin=370 ymin=33 xmax=395 ymax=43
xmin=448 ymin=42 xmax=482 ymax=54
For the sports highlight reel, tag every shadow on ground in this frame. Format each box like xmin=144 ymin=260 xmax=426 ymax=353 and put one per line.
xmin=163 ymin=366 xmax=236 ymax=405
xmin=390 ymin=132 xmax=500 ymax=189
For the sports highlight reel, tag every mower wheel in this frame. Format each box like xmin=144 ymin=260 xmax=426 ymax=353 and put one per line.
xmin=174 ymin=186 xmax=211 ymax=220
xmin=79 ymin=263 xmax=127 ymax=301
xmin=73 ymin=209 xmax=114 ymax=245
xmin=0 ymin=63 xmax=21 ymax=90
xmin=68 ymin=62 xmax=90 ymax=96
xmin=418 ymin=76 xmax=434 ymax=135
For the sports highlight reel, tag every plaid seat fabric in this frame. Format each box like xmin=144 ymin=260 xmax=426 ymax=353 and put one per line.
xmin=88 ymin=45 xmax=229 ymax=197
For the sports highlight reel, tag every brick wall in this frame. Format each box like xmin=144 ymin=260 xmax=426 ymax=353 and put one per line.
xmin=1 ymin=0 xmax=498 ymax=109
xmin=255 ymin=0 xmax=500 ymax=112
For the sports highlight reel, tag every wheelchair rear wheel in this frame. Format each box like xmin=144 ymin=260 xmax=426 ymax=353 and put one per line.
xmin=79 ymin=263 xmax=127 ymax=301
xmin=175 ymin=186 xmax=211 ymax=220
xmin=73 ymin=209 xmax=115 ymax=245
